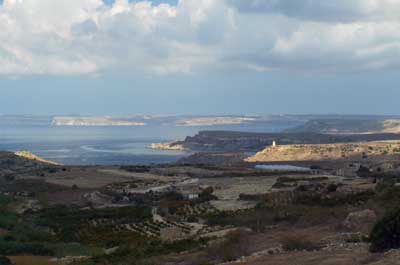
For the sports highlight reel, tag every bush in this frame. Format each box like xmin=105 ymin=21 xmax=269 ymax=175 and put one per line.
xmin=207 ymin=230 xmax=251 ymax=262
xmin=36 ymin=205 xmax=152 ymax=242
xmin=280 ymin=235 xmax=322 ymax=252
xmin=0 ymin=213 xmax=18 ymax=230
xmin=374 ymin=187 xmax=400 ymax=211
xmin=370 ymin=208 xmax=400 ymax=252
xmin=0 ymin=256 xmax=11 ymax=265
xmin=327 ymin=183 xmax=338 ymax=193
xmin=344 ymin=233 xmax=368 ymax=244
xmin=8 ymin=223 xmax=53 ymax=243
xmin=0 ymin=241 xmax=53 ymax=256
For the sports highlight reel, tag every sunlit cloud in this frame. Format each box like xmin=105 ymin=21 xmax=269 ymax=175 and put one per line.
xmin=0 ymin=0 xmax=400 ymax=76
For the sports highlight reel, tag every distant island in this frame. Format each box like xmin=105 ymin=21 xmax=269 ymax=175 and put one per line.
xmin=52 ymin=116 xmax=146 ymax=126
xmin=4 ymin=114 xmax=400 ymax=131
xmin=0 ymin=114 xmax=305 ymax=127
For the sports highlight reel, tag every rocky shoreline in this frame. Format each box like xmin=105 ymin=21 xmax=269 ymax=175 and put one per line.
xmin=14 ymin=151 xmax=61 ymax=166
xmin=150 ymin=142 xmax=186 ymax=151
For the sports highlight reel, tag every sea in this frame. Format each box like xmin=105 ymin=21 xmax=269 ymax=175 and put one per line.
xmin=0 ymin=124 xmax=291 ymax=165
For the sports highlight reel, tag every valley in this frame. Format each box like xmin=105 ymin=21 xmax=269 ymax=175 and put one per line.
xmin=2 ymin=131 xmax=400 ymax=265
xmin=3 ymin=116 xmax=400 ymax=264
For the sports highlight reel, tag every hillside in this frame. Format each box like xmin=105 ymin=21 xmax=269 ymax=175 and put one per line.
xmin=0 ymin=151 xmax=56 ymax=175
xmin=14 ymin=151 xmax=61 ymax=166
xmin=245 ymin=141 xmax=400 ymax=162
xmin=178 ymin=152 xmax=247 ymax=165
xmin=287 ymin=119 xmax=400 ymax=134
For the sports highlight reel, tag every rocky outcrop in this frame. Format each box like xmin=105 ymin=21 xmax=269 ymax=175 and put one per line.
xmin=14 ymin=151 xmax=61 ymax=166
xmin=150 ymin=143 xmax=186 ymax=151
xmin=0 ymin=151 xmax=58 ymax=175
xmin=342 ymin=209 xmax=377 ymax=234
xmin=287 ymin=118 xmax=400 ymax=134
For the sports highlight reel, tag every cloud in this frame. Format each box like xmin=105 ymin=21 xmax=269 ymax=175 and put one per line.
xmin=229 ymin=0 xmax=400 ymax=23
xmin=0 ymin=0 xmax=400 ymax=76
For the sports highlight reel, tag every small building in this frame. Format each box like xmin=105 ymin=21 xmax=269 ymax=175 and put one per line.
xmin=310 ymin=165 xmax=323 ymax=175
xmin=177 ymin=185 xmax=201 ymax=200
xmin=372 ymin=162 xmax=395 ymax=173
xmin=336 ymin=163 xmax=362 ymax=177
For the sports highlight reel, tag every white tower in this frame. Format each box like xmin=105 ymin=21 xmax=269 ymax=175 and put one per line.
xmin=272 ymin=140 xmax=276 ymax=147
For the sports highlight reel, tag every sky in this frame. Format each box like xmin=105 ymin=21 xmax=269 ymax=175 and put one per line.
xmin=1 ymin=0 xmax=400 ymax=116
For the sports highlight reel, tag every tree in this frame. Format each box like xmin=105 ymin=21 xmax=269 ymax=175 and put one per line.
xmin=0 ymin=256 xmax=12 ymax=265
xmin=370 ymin=208 xmax=400 ymax=252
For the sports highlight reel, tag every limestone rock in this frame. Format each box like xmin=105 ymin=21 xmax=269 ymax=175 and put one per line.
xmin=343 ymin=209 xmax=377 ymax=234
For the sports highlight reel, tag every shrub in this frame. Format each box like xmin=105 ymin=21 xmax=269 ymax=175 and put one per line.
xmin=36 ymin=205 xmax=152 ymax=242
xmin=0 ymin=196 xmax=12 ymax=211
xmin=344 ymin=233 xmax=368 ymax=244
xmin=370 ymin=208 xmax=400 ymax=252
xmin=207 ymin=230 xmax=251 ymax=262
xmin=357 ymin=166 xmax=371 ymax=178
xmin=0 ymin=241 xmax=53 ymax=256
xmin=280 ymin=235 xmax=322 ymax=252
xmin=0 ymin=213 xmax=18 ymax=230
xmin=326 ymin=183 xmax=338 ymax=193
xmin=0 ymin=256 xmax=11 ymax=265
xmin=374 ymin=187 xmax=400 ymax=211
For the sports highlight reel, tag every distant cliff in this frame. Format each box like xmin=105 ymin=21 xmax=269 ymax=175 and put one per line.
xmin=286 ymin=119 xmax=400 ymax=134
xmin=14 ymin=151 xmax=61 ymax=166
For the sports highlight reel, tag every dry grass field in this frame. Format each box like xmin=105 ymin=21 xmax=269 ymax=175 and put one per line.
xmin=8 ymin=256 xmax=59 ymax=265
xmin=43 ymin=167 xmax=142 ymax=188
xmin=246 ymin=141 xmax=400 ymax=162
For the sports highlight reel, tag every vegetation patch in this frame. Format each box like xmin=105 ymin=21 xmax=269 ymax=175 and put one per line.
xmin=75 ymin=238 xmax=208 ymax=265
xmin=370 ymin=208 xmax=400 ymax=252
xmin=36 ymin=205 xmax=152 ymax=242
xmin=280 ymin=234 xmax=322 ymax=252
xmin=0 ymin=256 xmax=11 ymax=265
xmin=0 ymin=241 xmax=53 ymax=256
xmin=205 ymin=230 xmax=251 ymax=263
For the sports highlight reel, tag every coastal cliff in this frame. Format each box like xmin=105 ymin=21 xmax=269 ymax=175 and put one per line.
xmin=14 ymin=151 xmax=61 ymax=166
xmin=150 ymin=143 xmax=186 ymax=151
xmin=151 ymin=130 xmax=400 ymax=153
